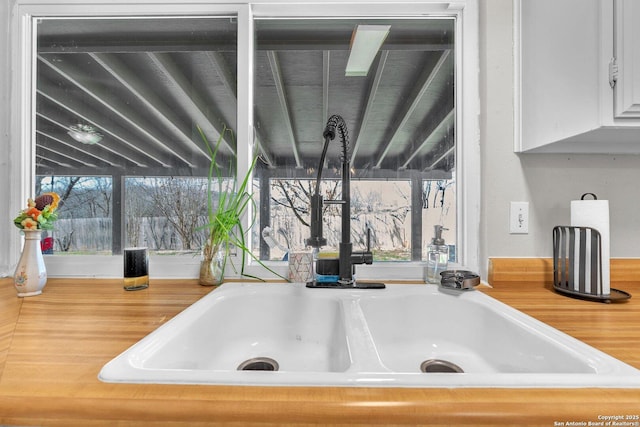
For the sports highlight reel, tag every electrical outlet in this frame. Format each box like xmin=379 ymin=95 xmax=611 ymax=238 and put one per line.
xmin=509 ymin=202 xmax=529 ymax=234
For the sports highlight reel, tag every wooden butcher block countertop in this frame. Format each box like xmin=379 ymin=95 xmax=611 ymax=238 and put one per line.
xmin=1 ymin=258 xmax=640 ymax=426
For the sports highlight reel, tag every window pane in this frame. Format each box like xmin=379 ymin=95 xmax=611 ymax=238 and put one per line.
xmin=123 ymin=176 xmax=234 ymax=254
xmin=35 ymin=16 xmax=238 ymax=254
xmin=261 ymin=179 xmax=413 ymax=261
xmin=125 ymin=177 xmax=207 ymax=253
xmin=35 ymin=176 xmax=113 ymax=254
xmin=422 ymin=179 xmax=456 ymax=261
xmin=252 ymin=18 xmax=455 ymax=262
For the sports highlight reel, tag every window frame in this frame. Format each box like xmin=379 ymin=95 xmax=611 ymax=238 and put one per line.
xmin=8 ymin=0 xmax=479 ymax=280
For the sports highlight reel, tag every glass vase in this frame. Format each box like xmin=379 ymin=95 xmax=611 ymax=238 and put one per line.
xmin=13 ymin=229 xmax=47 ymax=297
xmin=199 ymin=247 xmax=225 ymax=286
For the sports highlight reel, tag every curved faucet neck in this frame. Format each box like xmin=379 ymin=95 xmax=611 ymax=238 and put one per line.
xmin=308 ymin=114 xmax=370 ymax=287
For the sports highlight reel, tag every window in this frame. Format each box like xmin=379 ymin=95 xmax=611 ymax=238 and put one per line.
xmin=252 ymin=17 xmax=457 ymax=262
xmin=35 ymin=15 xmax=237 ymax=259
xmin=37 ymin=176 xmax=114 ymax=254
xmin=9 ymin=1 xmax=479 ymax=279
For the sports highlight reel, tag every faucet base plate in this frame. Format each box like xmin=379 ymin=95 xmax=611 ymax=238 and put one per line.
xmin=306 ymin=281 xmax=385 ymax=289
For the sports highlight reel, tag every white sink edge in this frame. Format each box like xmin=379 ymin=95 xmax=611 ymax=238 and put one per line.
xmin=98 ymin=282 xmax=640 ymax=388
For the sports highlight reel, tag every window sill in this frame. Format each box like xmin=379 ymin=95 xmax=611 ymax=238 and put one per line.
xmin=42 ymin=254 xmax=466 ymax=282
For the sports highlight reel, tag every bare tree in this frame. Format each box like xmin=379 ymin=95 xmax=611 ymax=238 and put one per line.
xmin=124 ymin=178 xmax=149 ymax=247
xmin=269 ymin=179 xmax=342 ymax=250
xmin=270 ymin=179 xmax=340 ymax=228
xmin=36 ymin=176 xmax=82 ymax=213
xmin=147 ymin=177 xmax=208 ymax=251
xmin=268 ymin=178 xmax=412 ymax=257
xmin=89 ymin=177 xmax=112 ymax=217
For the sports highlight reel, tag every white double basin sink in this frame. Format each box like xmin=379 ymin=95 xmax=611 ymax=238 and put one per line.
xmin=99 ymin=282 xmax=640 ymax=388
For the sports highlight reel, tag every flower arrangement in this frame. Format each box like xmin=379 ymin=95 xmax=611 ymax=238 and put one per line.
xmin=13 ymin=192 xmax=60 ymax=230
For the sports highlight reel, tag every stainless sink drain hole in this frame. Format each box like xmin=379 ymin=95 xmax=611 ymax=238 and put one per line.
xmin=237 ymin=357 xmax=279 ymax=371
xmin=420 ymin=359 xmax=464 ymax=373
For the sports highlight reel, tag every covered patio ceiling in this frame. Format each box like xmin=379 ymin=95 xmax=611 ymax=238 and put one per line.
xmin=35 ymin=16 xmax=455 ymax=180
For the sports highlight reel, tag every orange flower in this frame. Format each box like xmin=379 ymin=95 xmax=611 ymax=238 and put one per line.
xmin=26 ymin=207 xmax=42 ymax=221
xmin=21 ymin=218 xmax=39 ymax=230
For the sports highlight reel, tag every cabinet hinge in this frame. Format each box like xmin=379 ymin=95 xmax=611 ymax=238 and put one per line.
xmin=609 ymin=57 xmax=618 ymax=89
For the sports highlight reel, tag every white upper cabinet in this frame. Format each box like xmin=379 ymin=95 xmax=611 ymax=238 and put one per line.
xmin=515 ymin=0 xmax=640 ymax=153
xmin=614 ymin=0 xmax=640 ymax=118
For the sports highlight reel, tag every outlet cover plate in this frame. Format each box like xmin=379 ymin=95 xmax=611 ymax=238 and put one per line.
xmin=510 ymin=202 xmax=529 ymax=234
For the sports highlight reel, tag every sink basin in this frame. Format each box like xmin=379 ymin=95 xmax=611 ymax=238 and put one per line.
xmin=99 ymin=283 xmax=640 ymax=388
xmin=143 ymin=288 xmax=350 ymax=373
xmin=360 ymin=292 xmax=607 ymax=374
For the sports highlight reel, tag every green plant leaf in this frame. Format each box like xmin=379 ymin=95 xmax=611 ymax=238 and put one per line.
xmin=196 ymin=125 xmax=287 ymax=281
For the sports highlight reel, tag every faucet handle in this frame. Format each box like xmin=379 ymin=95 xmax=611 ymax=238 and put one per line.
xmin=351 ymin=228 xmax=373 ymax=266
xmin=366 ymin=227 xmax=370 ymax=251
xmin=306 ymin=194 xmax=327 ymax=248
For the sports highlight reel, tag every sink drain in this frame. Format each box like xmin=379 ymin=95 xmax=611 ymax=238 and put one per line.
xmin=420 ymin=359 xmax=464 ymax=373
xmin=237 ymin=357 xmax=279 ymax=371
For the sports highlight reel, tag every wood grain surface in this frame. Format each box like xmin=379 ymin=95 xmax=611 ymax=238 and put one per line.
xmin=1 ymin=263 xmax=639 ymax=426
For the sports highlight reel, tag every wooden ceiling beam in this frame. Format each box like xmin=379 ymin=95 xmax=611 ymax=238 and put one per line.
xmin=36 ymin=145 xmax=88 ymax=169
xmin=37 ymin=129 xmax=116 ymax=168
xmin=401 ymin=108 xmax=455 ymax=170
xmin=147 ymin=52 xmax=236 ymax=158
xmin=267 ymin=51 xmax=302 ymax=169
xmin=204 ymin=51 xmax=275 ymax=168
xmin=90 ymin=53 xmax=210 ymax=161
xmin=36 ymin=83 xmax=173 ymax=168
xmin=374 ymin=49 xmax=451 ymax=169
xmin=37 ymin=113 xmax=127 ymax=168
xmin=350 ymin=50 xmax=389 ymax=164
xmin=424 ymin=144 xmax=455 ymax=172
xmin=38 ymin=54 xmax=196 ymax=167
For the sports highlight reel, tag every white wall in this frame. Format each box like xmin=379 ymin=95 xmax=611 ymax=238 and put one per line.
xmin=480 ymin=0 xmax=640 ymax=271
xmin=2 ymin=0 xmax=639 ymax=277
xmin=0 ymin=1 xmax=13 ymax=276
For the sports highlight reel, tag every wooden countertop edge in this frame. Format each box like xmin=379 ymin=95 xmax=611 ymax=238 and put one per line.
xmin=488 ymin=257 xmax=640 ymax=283
xmin=1 ymin=261 xmax=640 ymax=425
xmin=2 ymin=392 xmax=639 ymax=426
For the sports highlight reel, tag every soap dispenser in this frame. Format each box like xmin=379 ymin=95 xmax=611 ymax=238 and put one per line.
xmin=426 ymin=225 xmax=449 ymax=284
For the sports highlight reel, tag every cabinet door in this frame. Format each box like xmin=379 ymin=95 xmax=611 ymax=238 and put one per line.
xmin=515 ymin=0 xmax=603 ymax=152
xmin=614 ymin=0 xmax=640 ymax=118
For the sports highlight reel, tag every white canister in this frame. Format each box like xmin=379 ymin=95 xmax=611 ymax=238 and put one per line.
xmin=287 ymin=251 xmax=314 ymax=283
